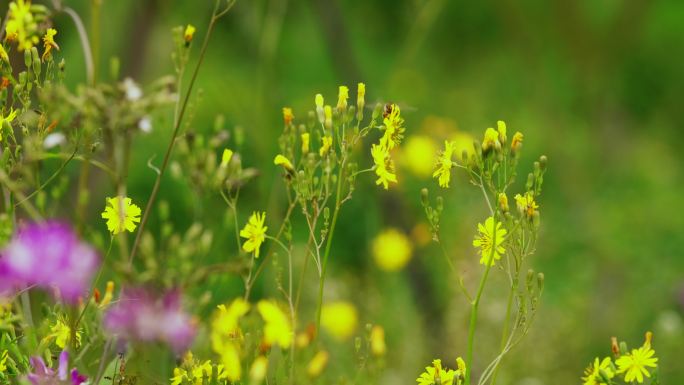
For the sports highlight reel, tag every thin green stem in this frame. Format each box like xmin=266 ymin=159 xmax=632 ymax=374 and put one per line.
xmin=490 ymin=281 xmax=515 ymax=385
xmin=465 ymin=215 xmax=498 ymax=385
xmin=128 ymin=0 xmax=233 ymax=265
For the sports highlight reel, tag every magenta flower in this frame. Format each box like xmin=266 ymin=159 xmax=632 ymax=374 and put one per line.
xmin=104 ymin=288 xmax=196 ymax=354
xmin=0 ymin=222 xmax=99 ymax=304
xmin=27 ymin=351 xmax=87 ymax=385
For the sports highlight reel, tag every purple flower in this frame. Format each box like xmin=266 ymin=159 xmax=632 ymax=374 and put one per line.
xmin=0 ymin=221 xmax=99 ymax=304
xmin=104 ymin=288 xmax=196 ymax=354
xmin=27 ymin=351 xmax=87 ymax=385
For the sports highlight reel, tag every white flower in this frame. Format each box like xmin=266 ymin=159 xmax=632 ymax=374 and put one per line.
xmin=43 ymin=133 xmax=66 ymax=149
xmin=123 ymin=77 xmax=142 ymax=101
xmin=138 ymin=116 xmax=152 ymax=133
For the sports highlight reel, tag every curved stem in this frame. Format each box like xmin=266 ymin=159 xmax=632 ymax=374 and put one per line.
xmin=61 ymin=7 xmax=94 ymax=85
xmin=128 ymin=0 xmax=231 ymax=266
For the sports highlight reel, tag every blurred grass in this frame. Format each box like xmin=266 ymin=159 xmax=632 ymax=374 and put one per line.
xmin=38 ymin=0 xmax=684 ymax=383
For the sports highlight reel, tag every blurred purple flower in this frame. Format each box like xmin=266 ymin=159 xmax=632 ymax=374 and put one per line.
xmin=27 ymin=351 xmax=87 ymax=385
xmin=0 ymin=222 xmax=99 ymax=303
xmin=104 ymin=288 xmax=196 ymax=354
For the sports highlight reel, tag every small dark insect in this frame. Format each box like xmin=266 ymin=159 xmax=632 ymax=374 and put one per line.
xmin=383 ymin=103 xmax=394 ymax=119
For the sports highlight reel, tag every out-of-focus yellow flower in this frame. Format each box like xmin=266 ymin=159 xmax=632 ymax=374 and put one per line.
xmin=257 ymin=300 xmax=292 ymax=348
xmin=221 ymin=149 xmax=234 ymax=167
xmin=184 ymin=24 xmax=196 ymax=43
xmin=511 ymin=131 xmax=524 ymax=153
xmin=99 ymin=281 xmax=115 ymax=308
xmin=337 ymin=85 xmax=349 ymax=111
xmin=307 ymin=351 xmax=329 ymax=378
xmin=273 ymin=154 xmax=294 ymax=172
xmin=472 ymin=216 xmax=507 ymax=266
xmin=370 ymin=325 xmax=386 ymax=356
xmin=433 ymin=140 xmax=455 ymax=188
xmin=249 ymin=356 xmax=268 ymax=383
xmin=498 ymin=193 xmax=509 ymax=213
xmin=5 ymin=0 xmax=39 ymax=51
xmin=321 ymin=301 xmax=358 ymax=341
xmin=171 ymin=367 xmax=188 ymax=385
xmin=191 ymin=360 xmax=213 ymax=382
xmin=296 ymin=324 xmax=316 ymax=348
xmin=357 ymin=82 xmax=366 ymax=110
xmin=0 ymin=350 xmax=9 ymax=374
xmin=371 ymin=144 xmax=397 ymax=190
xmin=315 ymin=94 xmax=325 ymax=123
xmin=315 ymin=94 xmax=324 ymax=108
xmin=514 ymin=192 xmax=539 ymax=219
xmin=240 ymin=212 xmax=267 ymax=258
xmin=456 ymin=357 xmax=466 ymax=379
xmin=211 ymin=299 xmax=250 ymax=382
xmin=482 ymin=127 xmax=501 ymax=153
xmin=319 ymin=135 xmax=333 ymax=157
xmin=417 ymin=359 xmax=456 ymax=385
xmin=51 ymin=319 xmax=81 ymax=349
xmin=41 ymin=28 xmax=58 ymax=61
xmin=324 ymin=105 xmax=333 ymax=129
xmin=301 ymin=133 xmax=310 ymax=153
xmin=496 ymin=120 xmax=507 ymax=144
xmin=282 ymin=107 xmax=294 ymax=125
xmin=101 ymin=196 xmax=142 ymax=234
xmin=402 ymin=135 xmax=437 ymax=178
xmin=0 ymin=45 xmax=8 ymax=63
xmin=450 ymin=131 xmax=475 ymax=162
xmin=372 ymin=228 xmax=412 ymax=271
xmin=582 ymin=357 xmax=614 ymax=385
xmin=380 ymin=103 xmax=405 ymax=150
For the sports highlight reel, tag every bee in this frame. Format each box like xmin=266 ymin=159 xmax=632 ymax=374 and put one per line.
xmin=382 ymin=103 xmax=394 ymax=119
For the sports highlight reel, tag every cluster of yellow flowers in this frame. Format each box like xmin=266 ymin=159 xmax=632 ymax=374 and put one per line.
xmin=582 ymin=332 xmax=658 ymax=385
xmin=371 ymin=102 xmax=405 ymax=189
xmin=417 ymin=358 xmax=466 ymax=385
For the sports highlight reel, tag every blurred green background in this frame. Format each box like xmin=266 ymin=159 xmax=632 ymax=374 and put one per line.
xmin=41 ymin=0 xmax=684 ymax=383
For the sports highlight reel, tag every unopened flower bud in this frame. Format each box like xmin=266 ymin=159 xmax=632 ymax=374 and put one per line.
xmin=421 ymin=188 xmax=429 ymax=207
xmin=539 ymin=155 xmax=547 ymax=170
xmin=537 ymin=272 xmax=544 ymax=292
xmin=526 ymin=269 xmax=535 ymax=292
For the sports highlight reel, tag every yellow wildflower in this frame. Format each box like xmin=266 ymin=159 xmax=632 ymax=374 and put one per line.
xmin=319 ymin=135 xmax=333 ymax=157
xmin=99 ymin=281 xmax=115 ymax=308
xmin=184 ymin=24 xmax=196 ymax=43
xmin=171 ymin=367 xmax=189 ymax=385
xmin=282 ymin=107 xmax=294 ymax=125
xmin=101 ymin=196 xmax=141 ymax=234
xmin=498 ymin=193 xmax=509 ymax=213
xmin=240 ymin=212 xmax=267 ymax=258
xmin=496 ymin=120 xmax=507 ymax=144
xmin=273 ymin=154 xmax=294 ymax=172
xmin=616 ymin=345 xmax=658 ymax=383
xmin=402 ymin=135 xmax=437 ymax=178
xmin=307 ymin=351 xmax=329 ymax=378
xmin=371 ymin=144 xmax=397 ymax=190
xmin=315 ymin=94 xmax=325 ymax=123
xmin=372 ymin=228 xmax=413 ymax=271
xmin=432 ymin=140 xmax=455 ymax=188
xmin=0 ymin=350 xmax=8 ymax=374
xmin=380 ymin=103 xmax=405 ymax=150
xmin=5 ymin=0 xmax=39 ymax=51
xmin=370 ymin=325 xmax=386 ymax=356
xmin=472 ymin=216 xmax=507 ymax=266
xmin=417 ymin=359 xmax=456 ymax=385
xmin=337 ymin=85 xmax=349 ymax=111
xmin=41 ymin=28 xmax=58 ymax=61
xmin=301 ymin=133 xmax=310 ymax=153
xmin=582 ymin=357 xmax=614 ymax=385
xmin=455 ymin=357 xmax=467 ymax=379
xmin=482 ymin=127 xmax=501 ymax=153
xmin=315 ymin=93 xmax=324 ymax=108
xmin=357 ymin=82 xmax=366 ymax=110
xmin=324 ymin=105 xmax=333 ymax=129
xmin=211 ymin=299 xmax=250 ymax=382
xmin=0 ymin=45 xmax=8 ymax=63
xmin=249 ymin=356 xmax=268 ymax=383
xmin=511 ymin=131 xmax=523 ymax=153
xmin=321 ymin=301 xmax=358 ymax=341
xmin=191 ymin=360 xmax=213 ymax=383
xmin=51 ymin=319 xmax=81 ymax=349
xmin=514 ymin=192 xmax=539 ymax=218
xmin=221 ymin=149 xmax=233 ymax=167
xmin=257 ymin=300 xmax=292 ymax=348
